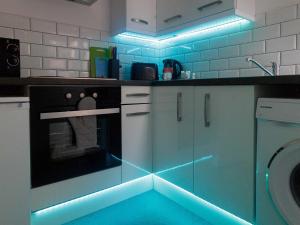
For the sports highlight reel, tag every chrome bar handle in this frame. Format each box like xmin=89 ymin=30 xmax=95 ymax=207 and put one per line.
xmin=177 ymin=92 xmax=182 ymax=122
xmin=164 ymin=15 xmax=182 ymax=23
xmin=126 ymin=112 xmax=150 ymax=117
xmin=198 ymin=0 xmax=223 ymax=11
xmin=131 ymin=18 xmax=149 ymax=25
xmin=126 ymin=93 xmax=150 ymax=97
xmin=204 ymin=93 xmax=210 ymax=127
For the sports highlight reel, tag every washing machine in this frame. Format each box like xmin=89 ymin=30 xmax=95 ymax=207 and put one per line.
xmin=256 ymin=98 xmax=300 ymax=225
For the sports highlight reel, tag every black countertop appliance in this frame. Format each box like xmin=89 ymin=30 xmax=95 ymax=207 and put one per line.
xmin=163 ymin=59 xmax=183 ymax=80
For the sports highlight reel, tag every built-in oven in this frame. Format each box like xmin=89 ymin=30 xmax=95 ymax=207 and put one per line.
xmin=30 ymin=86 xmax=121 ymax=188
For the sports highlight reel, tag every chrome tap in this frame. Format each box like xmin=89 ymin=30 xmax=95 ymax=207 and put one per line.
xmin=246 ymin=58 xmax=278 ymax=76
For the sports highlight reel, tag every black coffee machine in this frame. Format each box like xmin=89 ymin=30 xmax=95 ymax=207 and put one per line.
xmin=163 ymin=59 xmax=183 ymax=80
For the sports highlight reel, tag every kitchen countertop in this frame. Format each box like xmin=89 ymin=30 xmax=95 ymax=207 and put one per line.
xmin=1 ymin=75 xmax=300 ymax=87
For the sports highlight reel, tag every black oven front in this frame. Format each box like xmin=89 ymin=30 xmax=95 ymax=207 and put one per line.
xmin=30 ymin=86 xmax=121 ymax=188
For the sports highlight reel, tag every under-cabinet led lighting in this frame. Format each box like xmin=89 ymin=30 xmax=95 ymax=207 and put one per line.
xmin=116 ymin=16 xmax=251 ymax=45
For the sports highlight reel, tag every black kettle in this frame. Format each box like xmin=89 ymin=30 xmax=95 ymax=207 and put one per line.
xmin=163 ymin=59 xmax=183 ymax=80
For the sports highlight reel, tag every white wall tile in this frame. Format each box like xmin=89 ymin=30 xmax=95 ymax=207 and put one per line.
xmin=21 ymin=56 xmax=42 ymax=69
xmin=14 ymin=29 xmax=42 ymax=44
xmin=101 ymin=31 xmax=115 ymax=42
xmin=201 ymin=49 xmax=218 ymax=60
xmin=43 ymin=34 xmax=67 ymax=47
xmin=240 ymin=41 xmax=265 ymax=56
xmin=296 ymin=65 xmax=300 ymax=74
xmin=219 ymin=70 xmax=239 ymax=78
xmin=31 ymin=69 xmax=56 ymax=77
xmin=68 ymin=37 xmax=89 ymax=49
xmin=201 ymin=71 xmax=218 ymax=78
xmin=254 ymin=13 xmax=266 ymax=28
xmin=21 ymin=69 xmax=30 ymax=78
xmin=209 ymin=35 xmax=228 ymax=48
xmin=20 ymin=43 xmax=30 ymax=56
xmin=266 ymin=4 xmax=297 ymax=25
xmin=31 ymin=44 xmax=56 ymax=57
xmin=0 ymin=12 xmax=30 ymax=30
xmin=279 ymin=65 xmax=296 ymax=75
xmin=57 ymin=23 xmax=79 ymax=37
xmin=240 ymin=68 xmax=265 ymax=77
xmin=0 ymin=27 xmax=14 ymax=38
xmin=81 ymin=61 xmax=89 ymax=71
xmin=210 ymin=59 xmax=228 ymax=71
xmin=80 ymin=27 xmax=100 ymax=40
xmin=57 ymin=47 xmax=79 ymax=59
xmin=266 ymin=35 xmax=296 ymax=52
xmin=193 ymin=61 xmax=209 ymax=72
xmin=80 ymin=50 xmax=90 ymax=60
xmin=281 ymin=19 xmax=300 ymax=36
xmin=229 ymin=56 xmax=252 ymax=69
xmin=57 ymin=70 xmax=79 ymax=77
xmin=43 ymin=58 xmax=67 ymax=70
xmin=185 ymin=52 xmax=201 ymax=63
xmin=253 ymin=24 xmax=280 ymax=41
xmin=31 ymin=18 xmax=56 ymax=34
xmin=89 ymin=40 xmax=108 ymax=48
xmin=80 ymin=72 xmax=90 ymax=77
xmin=142 ymin=48 xmax=156 ymax=57
xmin=119 ymin=54 xmax=134 ymax=64
xmin=282 ymin=50 xmax=300 ymax=65
xmin=68 ymin=60 xmax=82 ymax=70
xmin=228 ymin=31 xmax=252 ymax=45
xmin=193 ymin=40 xmax=210 ymax=51
xmin=219 ymin=46 xmax=239 ymax=58
xmin=253 ymin=52 xmax=280 ymax=66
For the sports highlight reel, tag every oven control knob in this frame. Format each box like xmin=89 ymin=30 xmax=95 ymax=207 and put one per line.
xmin=92 ymin=92 xmax=98 ymax=98
xmin=65 ymin=93 xmax=72 ymax=99
xmin=80 ymin=93 xmax=85 ymax=98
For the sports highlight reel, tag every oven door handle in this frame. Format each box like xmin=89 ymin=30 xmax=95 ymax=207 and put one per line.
xmin=40 ymin=108 xmax=120 ymax=120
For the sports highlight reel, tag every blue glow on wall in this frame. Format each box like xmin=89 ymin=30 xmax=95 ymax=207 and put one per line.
xmin=116 ymin=16 xmax=251 ymax=45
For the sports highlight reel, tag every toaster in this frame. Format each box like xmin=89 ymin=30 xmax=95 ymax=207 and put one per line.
xmin=131 ymin=63 xmax=158 ymax=80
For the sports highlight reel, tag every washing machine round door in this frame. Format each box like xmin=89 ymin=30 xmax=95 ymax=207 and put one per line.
xmin=267 ymin=139 xmax=300 ymax=225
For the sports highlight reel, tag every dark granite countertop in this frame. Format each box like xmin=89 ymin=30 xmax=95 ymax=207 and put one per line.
xmin=1 ymin=75 xmax=300 ymax=87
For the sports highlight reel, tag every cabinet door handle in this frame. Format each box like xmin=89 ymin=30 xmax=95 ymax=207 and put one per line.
xmin=126 ymin=93 xmax=150 ymax=97
xmin=126 ymin=112 xmax=150 ymax=117
xmin=164 ymin=14 xmax=182 ymax=23
xmin=131 ymin=18 xmax=149 ymax=25
xmin=198 ymin=0 xmax=223 ymax=11
xmin=204 ymin=93 xmax=210 ymax=127
xmin=177 ymin=92 xmax=182 ymax=122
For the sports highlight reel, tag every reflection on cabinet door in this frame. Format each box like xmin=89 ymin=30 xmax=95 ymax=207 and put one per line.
xmin=122 ymin=104 xmax=152 ymax=182
xmin=193 ymin=86 xmax=255 ymax=223
xmin=153 ymin=87 xmax=194 ymax=192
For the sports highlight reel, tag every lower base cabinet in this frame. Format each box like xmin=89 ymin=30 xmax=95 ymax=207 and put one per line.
xmin=194 ymin=86 xmax=257 ymax=223
xmin=0 ymin=99 xmax=30 ymax=225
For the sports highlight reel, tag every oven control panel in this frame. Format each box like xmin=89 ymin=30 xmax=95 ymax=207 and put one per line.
xmin=0 ymin=37 xmax=20 ymax=78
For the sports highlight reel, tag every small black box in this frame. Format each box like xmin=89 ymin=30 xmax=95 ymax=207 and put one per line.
xmin=0 ymin=37 xmax=20 ymax=78
xmin=108 ymin=59 xmax=120 ymax=80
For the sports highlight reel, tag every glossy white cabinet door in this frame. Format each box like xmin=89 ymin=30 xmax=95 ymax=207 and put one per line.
xmin=152 ymin=87 xmax=194 ymax=192
xmin=122 ymin=104 xmax=152 ymax=182
xmin=0 ymin=100 xmax=30 ymax=225
xmin=194 ymin=86 xmax=255 ymax=223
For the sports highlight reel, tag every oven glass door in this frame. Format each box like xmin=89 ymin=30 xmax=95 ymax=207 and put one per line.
xmin=31 ymin=108 xmax=121 ymax=188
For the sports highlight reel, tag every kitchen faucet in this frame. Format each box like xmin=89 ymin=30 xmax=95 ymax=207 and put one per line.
xmin=246 ymin=57 xmax=278 ymax=76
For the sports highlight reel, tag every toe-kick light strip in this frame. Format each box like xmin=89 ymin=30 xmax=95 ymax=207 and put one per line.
xmin=116 ymin=16 xmax=251 ymax=44
xmin=33 ymin=174 xmax=253 ymax=225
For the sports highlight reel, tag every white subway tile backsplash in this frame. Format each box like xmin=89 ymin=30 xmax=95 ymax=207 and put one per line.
xmin=254 ymin=13 xmax=266 ymax=28
xmin=119 ymin=54 xmax=134 ymax=64
xmin=201 ymin=71 xmax=218 ymax=78
xmin=253 ymin=52 xmax=280 ymax=66
xmin=0 ymin=27 xmax=13 ymax=38
xmin=239 ymin=68 xmax=265 ymax=77
xmin=81 ymin=61 xmax=89 ymax=71
xmin=89 ymin=40 xmax=108 ymax=48
xmin=193 ymin=40 xmax=210 ymax=51
xmin=68 ymin=37 xmax=89 ymax=49
xmin=253 ymin=24 xmax=280 ymax=41
xmin=31 ymin=18 xmax=56 ymax=34
xmin=266 ymin=5 xmax=297 ymax=25
xmin=210 ymin=59 xmax=228 ymax=71
xmin=266 ymin=35 xmax=296 ymax=52
xmin=21 ymin=56 xmax=42 ymax=69
xmin=142 ymin=48 xmax=156 ymax=57
xmin=201 ymin=49 xmax=218 ymax=60
xmin=43 ymin=34 xmax=67 ymax=47
xmin=219 ymin=46 xmax=239 ymax=58
xmin=193 ymin=61 xmax=209 ymax=72
xmin=80 ymin=71 xmax=89 ymax=77
xmin=279 ymin=65 xmax=296 ymax=75
xmin=20 ymin=43 xmax=30 ymax=56
xmin=281 ymin=19 xmax=300 ymax=36
xmin=219 ymin=70 xmax=239 ymax=78
xmin=57 ymin=23 xmax=79 ymax=37
xmin=14 ymin=29 xmax=42 ymax=44
xmin=240 ymin=41 xmax=265 ymax=56
xmin=31 ymin=69 xmax=56 ymax=77
xmin=57 ymin=47 xmax=79 ymax=59
xmin=80 ymin=27 xmax=101 ymax=40
xmin=209 ymin=35 xmax=228 ymax=48
xmin=31 ymin=44 xmax=56 ymax=57
xmin=185 ymin=52 xmax=201 ymax=63
xmin=43 ymin=58 xmax=67 ymax=70
xmin=68 ymin=60 xmax=82 ymax=70
xmin=57 ymin=70 xmax=79 ymax=77
xmin=281 ymin=50 xmax=300 ymax=65
xmin=0 ymin=12 xmax=30 ymax=30
xmin=21 ymin=69 xmax=30 ymax=78
xmin=229 ymin=56 xmax=252 ymax=69
xmin=80 ymin=50 xmax=90 ymax=60
xmin=228 ymin=31 xmax=252 ymax=45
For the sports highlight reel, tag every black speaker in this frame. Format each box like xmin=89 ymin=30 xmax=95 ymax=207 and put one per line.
xmin=0 ymin=37 xmax=20 ymax=78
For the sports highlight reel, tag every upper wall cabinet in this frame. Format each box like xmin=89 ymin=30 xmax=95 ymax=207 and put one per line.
xmin=156 ymin=0 xmax=255 ymax=35
xmin=111 ymin=0 xmax=157 ymax=36
xmin=111 ymin=0 xmax=255 ymax=37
